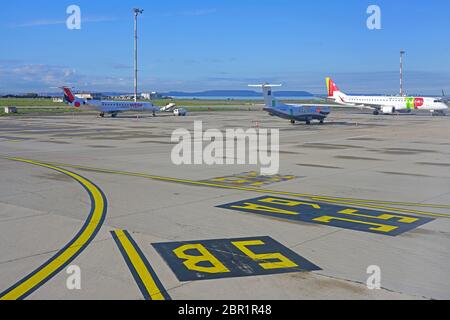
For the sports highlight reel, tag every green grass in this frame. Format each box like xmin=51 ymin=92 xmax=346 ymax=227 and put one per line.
xmin=16 ymin=107 xmax=80 ymax=114
xmin=0 ymin=98 xmax=66 ymax=107
xmin=0 ymin=98 xmax=84 ymax=116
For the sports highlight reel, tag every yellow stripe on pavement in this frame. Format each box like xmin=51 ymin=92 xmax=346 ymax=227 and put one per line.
xmin=0 ymin=158 xmax=107 ymax=300
xmin=111 ymin=230 xmax=170 ymax=300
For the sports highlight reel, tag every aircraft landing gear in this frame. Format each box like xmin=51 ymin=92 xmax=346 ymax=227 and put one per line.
xmin=432 ymin=110 xmax=446 ymax=117
xmin=290 ymin=120 xmax=296 ymax=124
xmin=111 ymin=112 xmax=118 ymax=118
xmin=153 ymin=111 xmax=157 ymax=117
xmin=306 ymin=120 xmax=311 ymax=125
xmin=373 ymin=110 xmax=380 ymax=115
xmin=319 ymin=119 xmax=324 ymax=124
xmin=99 ymin=113 xmax=105 ymax=118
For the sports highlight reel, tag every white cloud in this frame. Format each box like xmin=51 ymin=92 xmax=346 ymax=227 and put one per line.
xmin=1 ymin=60 xmax=449 ymax=95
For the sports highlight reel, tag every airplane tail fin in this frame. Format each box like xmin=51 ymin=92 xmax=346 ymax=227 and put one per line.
xmin=249 ymin=84 xmax=284 ymax=109
xmin=61 ymin=87 xmax=85 ymax=108
xmin=326 ymin=78 xmax=347 ymax=102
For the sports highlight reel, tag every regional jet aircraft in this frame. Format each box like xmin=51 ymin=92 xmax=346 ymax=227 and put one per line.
xmin=61 ymin=87 xmax=186 ymax=118
xmin=326 ymin=78 xmax=448 ymax=116
xmin=250 ymin=84 xmax=332 ymax=125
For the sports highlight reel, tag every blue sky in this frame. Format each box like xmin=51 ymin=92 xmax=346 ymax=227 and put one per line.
xmin=0 ymin=0 xmax=449 ymax=94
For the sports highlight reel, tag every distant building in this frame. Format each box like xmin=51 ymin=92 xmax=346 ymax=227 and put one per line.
xmin=75 ymin=92 xmax=103 ymax=100
xmin=111 ymin=95 xmax=135 ymax=100
xmin=141 ymin=92 xmax=162 ymax=100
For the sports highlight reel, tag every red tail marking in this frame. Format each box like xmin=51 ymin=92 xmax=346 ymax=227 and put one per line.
xmin=63 ymin=87 xmax=75 ymax=103
xmin=328 ymin=79 xmax=340 ymax=97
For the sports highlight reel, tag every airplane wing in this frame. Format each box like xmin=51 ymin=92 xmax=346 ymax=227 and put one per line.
xmin=319 ymin=101 xmax=381 ymax=111
xmin=290 ymin=103 xmax=341 ymax=108
xmin=315 ymin=96 xmax=380 ymax=110
xmin=352 ymin=104 xmax=379 ymax=110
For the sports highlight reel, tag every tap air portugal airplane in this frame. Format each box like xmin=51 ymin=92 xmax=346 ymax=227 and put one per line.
xmin=326 ymin=78 xmax=448 ymax=116
xmin=250 ymin=84 xmax=334 ymax=125
xmin=61 ymin=87 xmax=186 ymax=117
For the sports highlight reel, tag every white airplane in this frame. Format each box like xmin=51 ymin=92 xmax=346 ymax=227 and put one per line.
xmin=61 ymin=87 xmax=186 ymax=117
xmin=250 ymin=84 xmax=333 ymax=125
xmin=326 ymin=78 xmax=448 ymax=116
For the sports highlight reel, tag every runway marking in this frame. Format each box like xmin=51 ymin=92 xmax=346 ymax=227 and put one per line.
xmin=0 ymin=158 xmax=107 ymax=300
xmin=153 ymin=236 xmax=320 ymax=281
xmin=6 ymin=159 xmax=450 ymax=218
xmin=201 ymin=172 xmax=298 ymax=188
xmin=218 ymin=196 xmax=433 ymax=236
xmin=111 ymin=230 xmax=171 ymax=300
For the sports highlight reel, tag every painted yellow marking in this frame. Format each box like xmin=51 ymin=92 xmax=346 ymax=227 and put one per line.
xmin=173 ymin=244 xmax=230 ymax=274
xmin=250 ymin=182 xmax=266 ymax=187
xmin=231 ymin=203 xmax=300 ymax=215
xmin=316 ymin=198 xmax=444 ymax=218
xmin=232 ymin=240 xmax=298 ymax=270
xmin=309 ymin=196 xmax=450 ymax=210
xmin=112 ymin=230 xmax=166 ymax=300
xmin=338 ymin=209 xmax=419 ymax=223
xmin=259 ymin=197 xmax=321 ymax=209
xmin=8 ymin=159 xmax=450 ymax=218
xmin=313 ymin=216 xmax=398 ymax=233
xmin=0 ymin=158 xmax=106 ymax=300
xmin=0 ymin=139 xmax=25 ymax=143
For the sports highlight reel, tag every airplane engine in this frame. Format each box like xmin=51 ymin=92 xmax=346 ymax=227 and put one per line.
xmin=381 ymin=106 xmax=396 ymax=114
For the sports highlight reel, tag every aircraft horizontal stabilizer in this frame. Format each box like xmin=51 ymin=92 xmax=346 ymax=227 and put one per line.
xmin=248 ymin=84 xmax=282 ymax=88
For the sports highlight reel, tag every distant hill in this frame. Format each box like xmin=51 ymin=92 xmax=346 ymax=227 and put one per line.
xmin=162 ymin=90 xmax=313 ymax=97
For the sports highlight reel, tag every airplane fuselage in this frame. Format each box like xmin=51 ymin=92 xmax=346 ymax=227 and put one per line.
xmin=87 ymin=100 xmax=160 ymax=114
xmin=265 ymin=105 xmax=330 ymax=122
xmin=336 ymin=95 xmax=448 ymax=112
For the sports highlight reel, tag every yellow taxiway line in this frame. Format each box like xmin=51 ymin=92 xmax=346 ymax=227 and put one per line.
xmin=111 ymin=230 xmax=171 ymax=300
xmin=25 ymin=160 xmax=450 ymax=219
xmin=0 ymin=158 xmax=107 ymax=300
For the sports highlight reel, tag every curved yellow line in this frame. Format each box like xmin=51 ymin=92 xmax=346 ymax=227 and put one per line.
xmin=0 ymin=158 xmax=106 ymax=300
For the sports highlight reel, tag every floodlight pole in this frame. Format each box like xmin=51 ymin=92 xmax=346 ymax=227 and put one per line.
xmin=134 ymin=8 xmax=144 ymax=102
xmin=400 ymin=50 xmax=405 ymax=96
